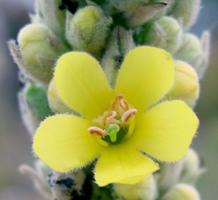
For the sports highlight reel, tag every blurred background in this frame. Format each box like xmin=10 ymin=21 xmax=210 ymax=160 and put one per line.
xmin=0 ymin=0 xmax=217 ymax=199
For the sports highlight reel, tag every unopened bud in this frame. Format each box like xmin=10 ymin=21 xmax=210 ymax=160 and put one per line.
xmin=101 ymin=27 xmax=135 ymax=85
xmin=171 ymin=0 xmax=201 ymax=29
xmin=163 ymin=184 xmax=201 ymax=200
xmin=108 ymin=0 xmax=169 ymax=27
xmin=35 ymin=0 xmax=66 ymax=37
xmin=18 ymin=23 xmax=66 ymax=84
xmin=66 ymin=6 xmax=112 ymax=57
xmin=180 ymin=149 xmax=205 ymax=183
xmin=48 ymin=78 xmax=72 ymax=113
xmin=157 ymin=161 xmax=185 ymax=192
xmin=167 ymin=61 xmax=200 ymax=107
xmin=126 ymin=2 xmax=169 ymax=27
xmin=114 ymin=175 xmax=157 ymax=200
xmin=175 ymin=33 xmax=203 ymax=70
xmin=108 ymin=0 xmax=150 ymax=12
xmin=145 ymin=16 xmax=182 ymax=53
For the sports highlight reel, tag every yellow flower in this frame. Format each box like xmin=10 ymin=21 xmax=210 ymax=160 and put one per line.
xmin=33 ymin=46 xmax=199 ymax=186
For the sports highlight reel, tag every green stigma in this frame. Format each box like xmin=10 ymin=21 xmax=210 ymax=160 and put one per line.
xmin=106 ymin=123 xmax=120 ymax=143
xmin=102 ymin=123 xmax=128 ymax=144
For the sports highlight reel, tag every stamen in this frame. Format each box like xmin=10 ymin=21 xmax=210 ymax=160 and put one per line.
xmin=89 ymin=96 xmax=137 ymax=144
xmin=111 ymin=95 xmax=123 ymax=109
xmin=106 ymin=111 xmax=117 ymax=122
xmin=111 ymin=96 xmax=119 ymax=109
xmin=119 ymin=98 xmax=129 ymax=110
xmin=88 ymin=127 xmax=106 ymax=137
xmin=121 ymin=108 xmax=137 ymax=123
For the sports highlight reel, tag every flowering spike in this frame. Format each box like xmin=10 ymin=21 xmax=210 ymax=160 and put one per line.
xmin=65 ymin=6 xmax=112 ymax=56
xmin=9 ymin=0 xmax=208 ymax=197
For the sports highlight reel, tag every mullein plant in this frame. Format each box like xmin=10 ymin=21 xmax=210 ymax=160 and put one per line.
xmin=8 ymin=0 xmax=210 ymax=199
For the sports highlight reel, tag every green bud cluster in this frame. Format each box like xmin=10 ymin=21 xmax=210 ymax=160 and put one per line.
xmin=34 ymin=0 xmax=66 ymax=38
xmin=144 ymin=16 xmax=182 ymax=53
xmin=170 ymin=0 xmax=201 ymax=30
xmin=9 ymin=0 xmax=210 ymax=199
xmin=66 ymin=6 xmax=112 ymax=57
xmin=10 ymin=23 xmax=67 ymax=84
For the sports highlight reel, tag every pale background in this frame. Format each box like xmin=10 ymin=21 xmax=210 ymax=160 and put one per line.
xmin=0 ymin=0 xmax=217 ymax=199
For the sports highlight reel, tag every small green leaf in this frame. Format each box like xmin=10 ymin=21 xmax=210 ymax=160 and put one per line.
xmin=25 ymin=83 xmax=53 ymax=120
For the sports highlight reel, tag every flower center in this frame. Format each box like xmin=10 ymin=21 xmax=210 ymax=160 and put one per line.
xmin=88 ymin=95 xmax=137 ymax=145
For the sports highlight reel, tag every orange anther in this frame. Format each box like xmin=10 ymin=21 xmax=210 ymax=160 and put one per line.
xmin=106 ymin=111 xmax=117 ymax=122
xmin=119 ymin=98 xmax=129 ymax=110
xmin=121 ymin=108 xmax=137 ymax=123
xmin=88 ymin=127 xmax=106 ymax=137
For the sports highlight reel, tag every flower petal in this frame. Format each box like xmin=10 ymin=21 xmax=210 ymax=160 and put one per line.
xmin=132 ymin=100 xmax=199 ymax=161
xmin=115 ymin=46 xmax=174 ymax=110
xmin=55 ymin=52 xmax=113 ymax=119
xmin=33 ymin=114 xmax=101 ymax=172
xmin=94 ymin=145 xmax=159 ymax=186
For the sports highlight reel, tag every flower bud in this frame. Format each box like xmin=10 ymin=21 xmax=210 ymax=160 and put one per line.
xmin=180 ymin=149 xmax=205 ymax=183
xmin=108 ymin=0 xmax=150 ymax=12
xmin=171 ymin=0 xmax=201 ymax=29
xmin=167 ymin=61 xmax=200 ymax=107
xmin=125 ymin=2 xmax=169 ymax=27
xmin=108 ymin=0 xmax=169 ymax=27
xmin=157 ymin=161 xmax=185 ymax=192
xmin=145 ymin=16 xmax=182 ymax=53
xmin=66 ymin=6 xmax=112 ymax=57
xmin=163 ymin=184 xmax=201 ymax=200
xmin=114 ymin=175 xmax=157 ymax=200
xmin=102 ymin=27 xmax=135 ymax=85
xmin=18 ymin=23 xmax=66 ymax=84
xmin=175 ymin=33 xmax=203 ymax=70
xmin=48 ymin=78 xmax=72 ymax=113
xmin=35 ymin=0 xmax=66 ymax=37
